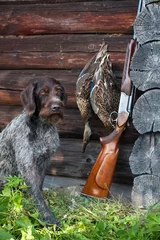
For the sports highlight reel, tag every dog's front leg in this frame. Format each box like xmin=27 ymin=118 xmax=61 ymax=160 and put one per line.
xmin=15 ymin=149 xmax=58 ymax=225
xmin=22 ymin=165 xmax=59 ymax=225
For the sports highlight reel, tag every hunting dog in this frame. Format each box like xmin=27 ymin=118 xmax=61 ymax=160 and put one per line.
xmin=0 ymin=78 xmax=67 ymax=225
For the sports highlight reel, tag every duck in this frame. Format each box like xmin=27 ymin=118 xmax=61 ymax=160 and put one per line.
xmin=90 ymin=48 xmax=120 ymax=132
xmin=76 ymin=43 xmax=120 ymax=152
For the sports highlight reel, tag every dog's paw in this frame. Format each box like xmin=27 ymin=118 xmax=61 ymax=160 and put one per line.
xmin=45 ymin=216 xmax=60 ymax=230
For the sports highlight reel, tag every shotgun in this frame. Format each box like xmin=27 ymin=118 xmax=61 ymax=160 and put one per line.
xmin=82 ymin=0 xmax=143 ymax=198
xmin=82 ymin=39 xmax=137 ymax=198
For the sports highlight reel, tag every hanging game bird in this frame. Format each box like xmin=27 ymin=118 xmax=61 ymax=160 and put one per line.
xmin=76 ymin=44 xmax=120 ymax=152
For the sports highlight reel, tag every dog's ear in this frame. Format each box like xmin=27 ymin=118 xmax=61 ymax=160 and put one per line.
xmin=21 ymin=81 xmax=37 ymax=118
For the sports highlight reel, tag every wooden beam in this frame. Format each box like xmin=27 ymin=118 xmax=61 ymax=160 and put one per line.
xmin=0 ymin=0 xmax=138 ymax=5
xmin=48 ymin=138 xmax=134 ymax=183
xmin=0 ymin=106 xmax=139 ymax=144
xmin=0 ymin=52 xmax=125 ymax=70
xmin=0 ymin=35 xmax=130 ymax=53
xmin=0 ymin=2 xmax=137 ymax=35
xmin=0 ymin=69 xmax=122 ymax=90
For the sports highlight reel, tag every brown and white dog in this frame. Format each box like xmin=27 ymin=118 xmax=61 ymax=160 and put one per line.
xmin=0 ymin=78 xmax=67 ymax=226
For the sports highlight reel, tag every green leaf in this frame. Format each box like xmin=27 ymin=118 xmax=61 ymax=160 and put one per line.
xmin=0 ymin=228 xmax=14 ymax=240
xmin=15 ymin=216 xmax=32 ymax=228
xmin=0 ymin=197 xmax=9 ymax=211
xmin=95 ymin=220 xmax=107 ymax=232
xmin=1 ymin=187 xmax=11 ymax=197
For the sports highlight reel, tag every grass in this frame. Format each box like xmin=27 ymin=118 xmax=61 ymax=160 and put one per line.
xmin=0 ymin=176 xmax=160 ymax=240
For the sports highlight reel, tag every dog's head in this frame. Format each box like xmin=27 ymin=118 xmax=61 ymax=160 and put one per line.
xmin=21 ymin=78 xmax=67 ymax=124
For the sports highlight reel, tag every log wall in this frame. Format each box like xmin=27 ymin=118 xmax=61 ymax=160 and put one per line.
xmin=0 ymin=0 xmax=139 ymax=184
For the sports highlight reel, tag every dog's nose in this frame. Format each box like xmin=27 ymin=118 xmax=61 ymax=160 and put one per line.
xmin=51 ymin=104 xmax=60 ymax=112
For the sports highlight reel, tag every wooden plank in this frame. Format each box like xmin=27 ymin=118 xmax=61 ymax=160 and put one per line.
xmin=0 ymin=70 xmax=121 ymax=108
xmin=0 ymin=3 xmax=137 ymax=35
xmin=0 ymin=0 xmax=138 ymax=6
xmin=0 ymin=70 xmax=79 ymax=90
xmin=0 ymin=35 xmax=130 ymax=53
xmin=0 ymin=89 xmax=77 ymax=108
xmin=48 ymin=138 xmax=134 ymax=183
xmin=0 ymin=52 xmax=125 ymax=70
xmin=0 ymin=69 xmax=122 ymax=90
xmin=0 ymin=106 xmax=139 ymax=143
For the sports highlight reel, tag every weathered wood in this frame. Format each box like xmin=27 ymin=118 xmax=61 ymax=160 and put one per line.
xmin=145 ymin=0 xmax=160 ymax=5
xmin=0 ymin=0 xmax=138 ymax=5
xmin=0 ymin=3 xmax=137 ymax=35
xmin=0 ymin=70 xmax=122 ymax=91
xmin=48 ymin=138 xmax=133 ymax=183
xmin=0 ymin=52 xmax=125 ymax=70
xmin=0 ymin=89 xmax=77 ymax=108
xmin=130 ymin=42 xmax=160 ymax=91
xmin=0 ymin=106 xmax=139 ymax=143
xmin=0 ymin=35 xmax=130 ymax=53
xmin=0 ymin=72 xmax=121 ymax=108
xmin=0 ymin=70 xmax=79 ymax=90
xmin=132 ymin=174 xmax=160 ymax=208
xmin=133 ymin=90 xmax=160 ymax=134
xmin=134 ymin=4 xmax=160 ymax=44
xmin=0 ymin=0 xmax=102 ymax=3
xmin=129 ymin=133 xmax=160 ymax=176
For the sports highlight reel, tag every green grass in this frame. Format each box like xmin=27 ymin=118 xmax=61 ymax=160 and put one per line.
xmin=0 ymin=176 xmax=160 ymax=240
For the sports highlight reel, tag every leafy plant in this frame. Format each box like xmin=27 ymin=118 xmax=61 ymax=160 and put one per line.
xmin=1 ymin=176 xmax=160 ymax=240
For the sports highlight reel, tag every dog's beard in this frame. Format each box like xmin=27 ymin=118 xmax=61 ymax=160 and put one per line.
xmin=39 ymin=108 xmax=63 ymax=124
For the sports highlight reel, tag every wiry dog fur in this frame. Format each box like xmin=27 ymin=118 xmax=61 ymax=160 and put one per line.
xmin=0 ymin=78 xmax=67 ymax=225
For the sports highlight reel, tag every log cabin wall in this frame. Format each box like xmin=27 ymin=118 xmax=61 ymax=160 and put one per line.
xmin=0 ymin=0 xmax=139 ymax=184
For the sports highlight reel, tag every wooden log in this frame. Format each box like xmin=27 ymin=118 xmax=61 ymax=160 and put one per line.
xmin=0 ymin=35 xmax=130 ymax=53
xmin=134 ymin=4 xmax=160 ymax=44
xmin=133 ymin=90 xmax=160 ymax=134
xmin=0 ymin=71 xmax=121 ymax=108
xmin=130 ymin=42 xmax=160 ymax=91
xmin=0 ymin=3 xmax=137 ymax=35
xmin=0 ymin=69 xmax=79 ymax=90
xmin=129 ymin=133 xmax=160 ymax=176
xmin=0 ymin=0 xmax=101 ymax=3
xmin=48 ymin=138 xmax=133 ymax=183
xmin=0 ymin=70 xmax=122 ymax=91
xmin=0 ymin=0 xmax=138 ymax=5
xmin=0 ymin=106 xmax=139 ymax=144
xmin=0 ymin=89 xmax=77 ymax=108
xmin=0 ymin=52 xmax=125 ymax=70
xmin=132 ymin=174 xmax=160 ymax=208
xmin=145 ymin=0 xmax=160 ymax=5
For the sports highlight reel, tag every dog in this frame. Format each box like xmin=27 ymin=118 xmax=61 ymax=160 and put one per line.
xmin=0 ymin=78 xmax=67 ymax=225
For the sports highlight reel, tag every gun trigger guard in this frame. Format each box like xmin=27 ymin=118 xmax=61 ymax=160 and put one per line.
xmin=109 ymin=111 xmax=118 ymax=128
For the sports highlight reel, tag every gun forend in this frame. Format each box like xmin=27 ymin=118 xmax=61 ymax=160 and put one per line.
xmin=121 ymin=39 xmax=137 ymax=96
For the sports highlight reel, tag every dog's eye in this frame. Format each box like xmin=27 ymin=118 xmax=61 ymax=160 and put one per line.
xmin=40 ymin=88 xmax=49 ymax=96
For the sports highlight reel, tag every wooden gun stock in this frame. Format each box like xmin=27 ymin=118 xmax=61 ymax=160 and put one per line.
xmin=82 ymin=112 xmax=128 ymax=198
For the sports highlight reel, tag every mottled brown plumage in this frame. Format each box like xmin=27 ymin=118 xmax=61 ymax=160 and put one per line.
xmin=76 ymin=44 xmax=120 ymax=152
xmin=90 ymin=51 xmax=120 ymax=132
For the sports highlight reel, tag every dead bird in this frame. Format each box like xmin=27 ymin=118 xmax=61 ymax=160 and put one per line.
xmin=76 ymin=43 xmax=107 ymax=152
xmin=90 ymin=48 xmax=120 ymax=132
xmin=76 ymin=44 xmax=120 ymax=152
